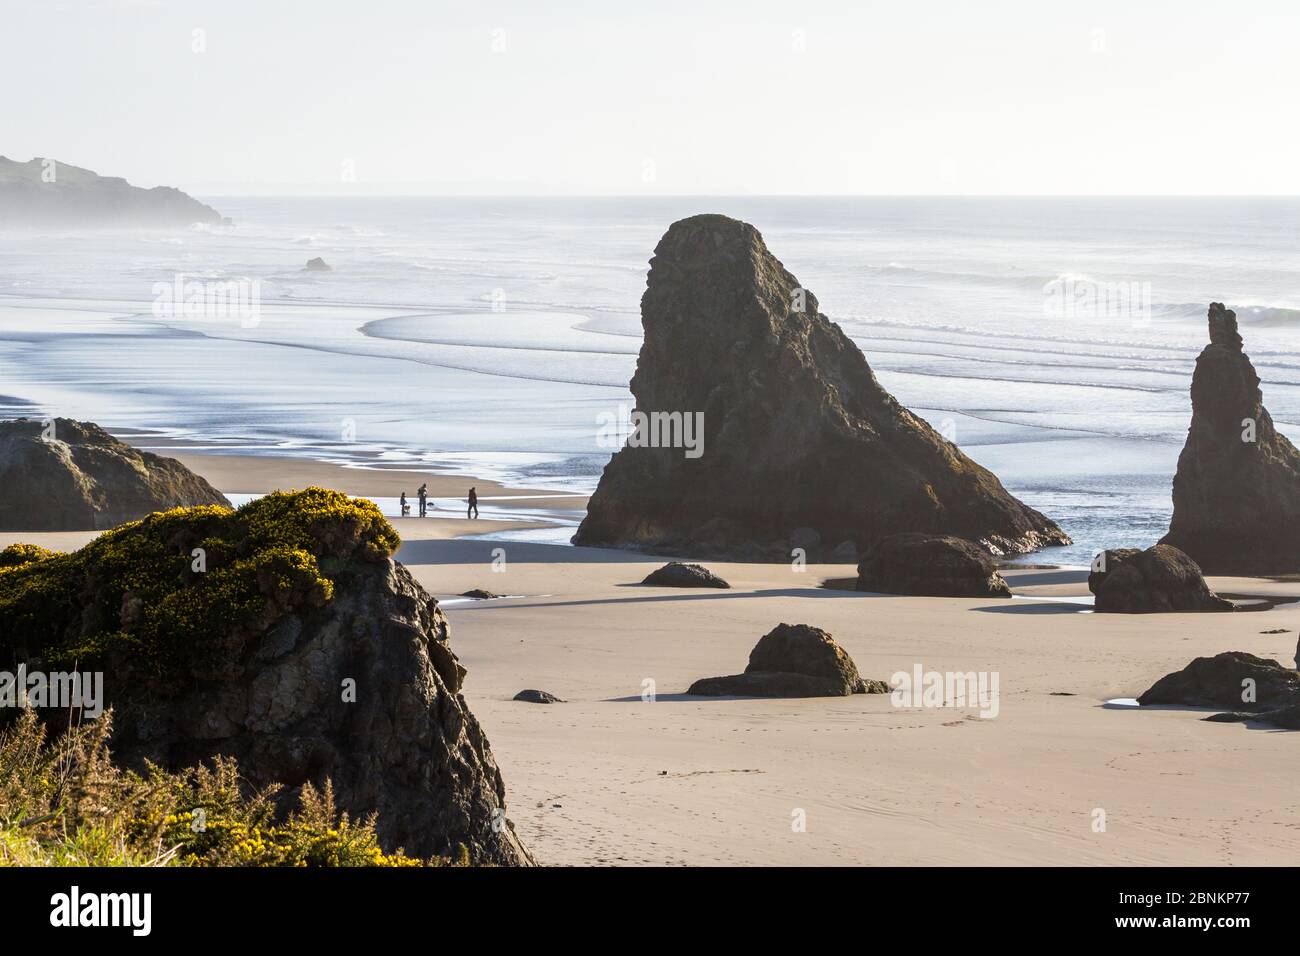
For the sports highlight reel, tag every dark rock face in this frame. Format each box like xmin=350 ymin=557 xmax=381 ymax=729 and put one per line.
xmin=0 ymin=156 xmax=222 ymax=227
xmin=112 ymin=560 xmax=532 ymax=864
xmin=305 ymin=257 xmax=332 ymax=272
xmin=855 ymin=533 xmax=1011 ymax=597
xmin=1086 ymin=548 xmax=1142 ymax=595
xmin=640 ymin=562 xmax=730 ymax=589
xmin=461 ymin=588 xmax=501 ymax=600
xmin=0 ymin=490 xmax=533 ymax=865
xmin=687 ymin=623 xmax=889 ymax=697
xmin=514 ymin=689 xmax=564 ymax=704
xmin=572 ymin=214 xmax=1069 ymax=562
xmin=1093 ymin=544 xmax=1234 ymax=613
xmin=1140 ymin=651 xmax=1300 ymax=728
xmin=0 ymin=417 xmax=231 ymax=531
xmin=1160 ymin=303 xmax=1300 ymax=574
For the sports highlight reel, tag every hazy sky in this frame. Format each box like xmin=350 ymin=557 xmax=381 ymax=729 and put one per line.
xmin=5 ymin=0 xmax=1298 ymax=195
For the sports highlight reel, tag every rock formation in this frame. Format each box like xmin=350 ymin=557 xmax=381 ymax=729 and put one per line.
xmin=0 ymin=418 xmax=230 ymax=531
xmin=461 ymin=588 xmax=501 ymax=599
xmin=305 ymin=257 xmax=332 ymax=272
xmin=1092 ymin=544 xmax=1234 ymax=613
xmin=640 ymin=562 xmax=730 ymax=589
xmin=1140 ymin=651 xmax=1300 ymax=708
xmin=573 ymin=214 xmax=1069 ymax=561
xmin=0 ymin=156 xmax=222 ymax=228
xmin=1160 ymin=303 xmax=1300 ymax=573
xmin=0 ymin=488 xmax=533 ymax=865
xmin=1140 ymin=651 xmax=1300 ymax=728
xmin=1086 ymin=547 xmax=1142 ymax=595
xmin=856 ymin=533 xmax=1012 ymax=597
xmin=687 ymin=623 xmax=889 ymax=697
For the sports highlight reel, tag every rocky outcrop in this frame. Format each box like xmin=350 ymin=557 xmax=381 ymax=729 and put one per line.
xmin=640 ymin=562 xmax=730 ymax=589
xmin=1086 ymin=548 xmax=1142 ymax=594
xmin=0 ymin=156 xmax=222 ymax=228
xmin=0 ymin=488 xmax=533 ymax=865
xmin=1140 ymin=651 xmax=1300 ymax=728
xmin=461 ymin=588 xmax=501 ymax=600
xmin=0 ymin=418 xmax=230 ymax=531
xmin=1138 ymin=651 xmax=1300 ymax=708
xmin=573 ymin=214 xmax=1068 ymax=561
xmin=1093 ymin=544 xmax=1234 ymax=613
xmin=305 ymin=257 xmax=332 ymax=272
xmin=855 ymin=533 xmax=1011 ymax=597
xmin=1160 ymin=303 xmax=1300 ymax=573
xmin=687 ymin=623 xmax=889 ymax=697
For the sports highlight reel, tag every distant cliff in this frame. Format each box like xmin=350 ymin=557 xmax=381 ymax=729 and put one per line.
xmin=0 ymin=156 xmax=223 ymax=227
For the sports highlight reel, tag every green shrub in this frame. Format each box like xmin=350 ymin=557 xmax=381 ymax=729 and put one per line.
xmin=0 ymin=543 xmax=60 ymax=571
xmin=0 ymin=488 xmax=400 ymax=694
xmin=0 ymin=710 xmax=457 ymax=867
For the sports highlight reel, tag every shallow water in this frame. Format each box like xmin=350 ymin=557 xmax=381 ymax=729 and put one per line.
xmin=3 ymin=196 xmax=1298 ymax=562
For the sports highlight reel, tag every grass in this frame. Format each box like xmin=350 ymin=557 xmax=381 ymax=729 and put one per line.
xmin=0 ymin=710 xmax=463 ymax=867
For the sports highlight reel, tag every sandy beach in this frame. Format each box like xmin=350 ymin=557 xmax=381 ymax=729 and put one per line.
xmin=6 ymin=451 xmax=1299 ymax=866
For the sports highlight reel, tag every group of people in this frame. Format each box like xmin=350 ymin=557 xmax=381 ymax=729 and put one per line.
xmin=399 ymin=484 xmax=479 ymax=519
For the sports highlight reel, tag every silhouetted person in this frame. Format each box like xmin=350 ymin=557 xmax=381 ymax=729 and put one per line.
xmin=399 ymin=492 xmax=410 ymax=517
xmin=417 ymin=483 xmax=428 ymax=517
xmin=467 ymin=486 xmax=478 ymax=519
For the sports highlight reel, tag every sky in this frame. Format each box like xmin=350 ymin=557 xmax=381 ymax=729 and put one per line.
xmin=3 ymin=0 xmax=1298 ymax=196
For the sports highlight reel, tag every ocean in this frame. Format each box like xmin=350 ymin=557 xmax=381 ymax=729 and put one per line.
xmin=3 ymin=196 xmax=1299 ymax=565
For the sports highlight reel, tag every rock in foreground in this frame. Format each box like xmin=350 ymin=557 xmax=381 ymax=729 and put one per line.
xmin=640 ymin=562 xmax=730 ymax=589
xmin=856 ymin=533 xmax=1011 ymax=597
xmin=574 ymin=214 xmax=1068 ymax=561
xmin=0 ymin=417 xmax=231 ymax=531
xmin=687 ymin=623 xmax=888 ymax=697
xmin=0 ymin=488 xmax=533 ymax=865
xmin=1160 ymin=303 xmax=1300 ymax=573
xmin=1093 ymin=544 xmax=1234 ymax=613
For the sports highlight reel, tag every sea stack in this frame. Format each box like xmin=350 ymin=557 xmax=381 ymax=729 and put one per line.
xmin=573 ymin=214 xmax=1069 ymax=561
xmin=0 ymin=417 xmax=230 ymax=530
xmin=1160 ymin=303 xmax=1300 ymax=574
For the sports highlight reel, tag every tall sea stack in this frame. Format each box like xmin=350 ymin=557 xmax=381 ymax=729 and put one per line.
xmin=1160 ymin=303 xmax=1300 ymax=574
xmin=573 ymin=214 xmax=1069 ymax=560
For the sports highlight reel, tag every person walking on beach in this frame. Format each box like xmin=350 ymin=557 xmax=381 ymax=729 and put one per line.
xmin=467 ymin=486 xmax=478 ymax=519
xmin=417 ymin=483 xmax=428 ymax=517
xmin=400 ymin=491 xmax=410 ymax=517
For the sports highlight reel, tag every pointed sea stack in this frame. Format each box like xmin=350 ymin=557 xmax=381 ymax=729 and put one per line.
xmin=1160 ymin=303 xmax=1300 ymax=574
xmin=573 ymin=214 xmax=1069 ymax=560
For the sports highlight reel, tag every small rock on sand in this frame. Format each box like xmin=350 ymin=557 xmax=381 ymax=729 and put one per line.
xmin=514 ymin=689 xmax=564 ymax=704
xmin=640 ymin=562 xmax=730 ymax=589
xmin=688 ymin=623 xmax=888 ymax=698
